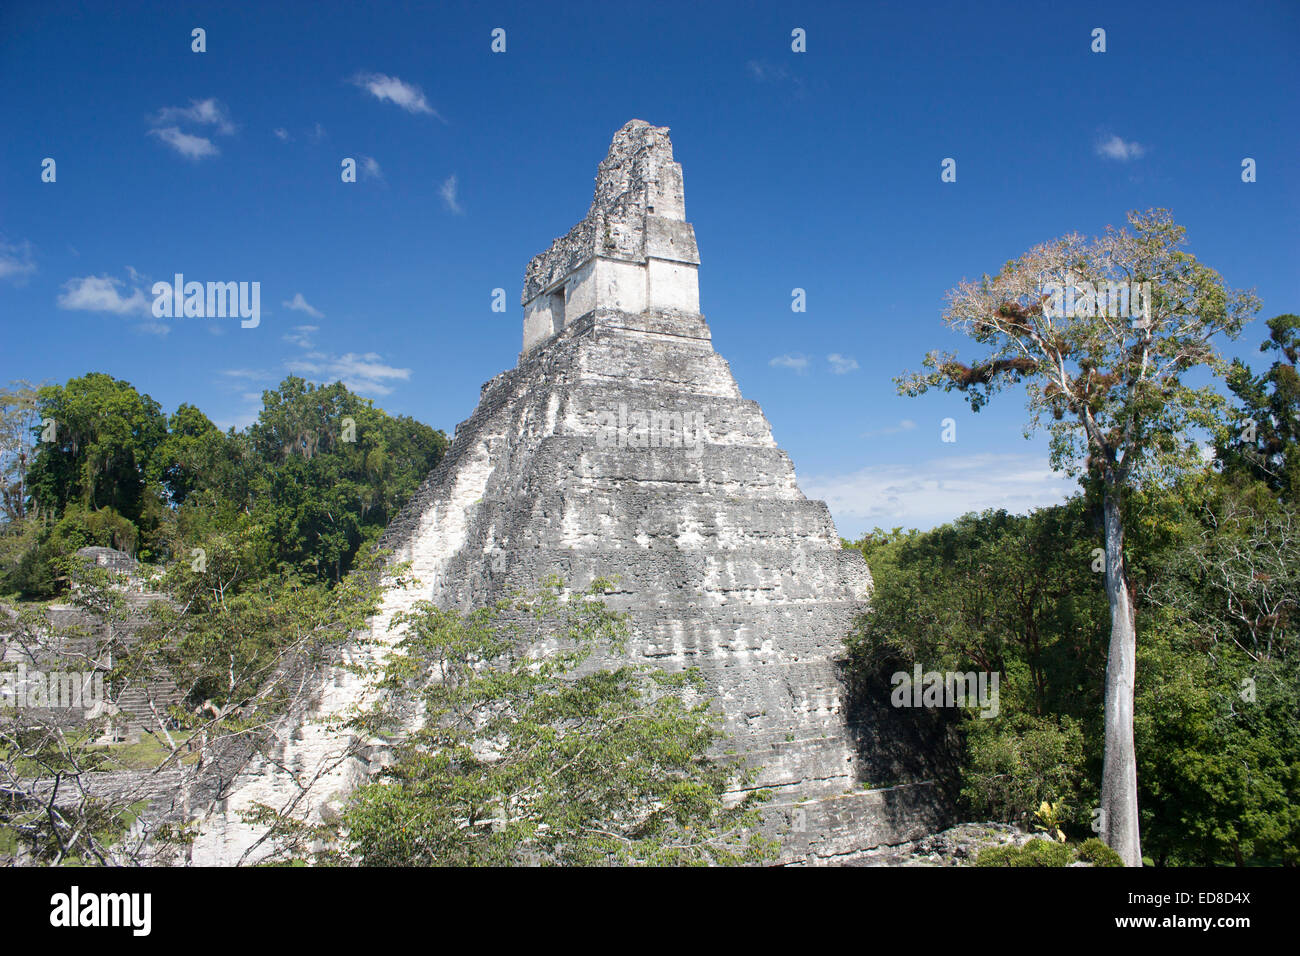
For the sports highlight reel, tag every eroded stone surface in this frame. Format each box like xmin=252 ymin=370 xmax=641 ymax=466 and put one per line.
xmin=522 ymin=121 xmax=701 ymax=353
xmin=189 ymin=120 xmax=946 ymax=866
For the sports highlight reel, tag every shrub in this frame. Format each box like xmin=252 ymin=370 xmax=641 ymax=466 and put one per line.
xmin=975 ymin=838 xmax=1076 ymax=867
xmin=1077 ymin=837 xmax=1125 ymax=867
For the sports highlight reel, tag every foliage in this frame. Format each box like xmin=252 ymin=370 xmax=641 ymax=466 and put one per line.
xmin=897 ymin=209 xmax=1257 ymax=487
xmin=845 ymin=473 xmax=1300 ymax=865
xmin=974 ymin=838 xmax=1076 ymax=867
xmin=3 ymin=373 xmax=447 ymax=597
xmin=338 ymin=579 xmax=775 ymax=866
xmin=26 ymin=373 xmax=168 ymax=529
xmin=1077 ymin=837 xmax=1125 ymax=867
xmin=1136 ymin=485 xmax=1300 ymax=865
xmin=962 ymin=713 xmax=1088 ymax=830
xmin=1033 ymin=800 xmax=1067 ymax=841
xmin=847 ymin=503 xmax=1106 ymax=718
xmin=1218 ymin=314 xmax=1300 ymax=501
xmin=974 ymin=836 xmax=1122 ymax=867
xmin=1 ymin=545 xmax=394 ymax=864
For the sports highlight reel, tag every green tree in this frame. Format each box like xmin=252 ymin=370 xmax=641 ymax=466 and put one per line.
xmin=1218 ymin=313 xmax=1300 ymax=501
xmin=244 ymin=377 xmax=447 ymax=582
xmin=846 ymin=506 xmax=1106 ymax=828
xmin=1139 ymin=484 xmax=1300 ymax=864
xmin=897 ymin=209 xmax=1259 ymax=864
xmin=26 ymin=373 xmax=168 ymax=528
xmin=339 ymin=580 xmax=774 ymax=866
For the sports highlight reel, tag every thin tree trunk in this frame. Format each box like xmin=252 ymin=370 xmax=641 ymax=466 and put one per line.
xmin=1100 ymin=487 xmax=1142 ymax=866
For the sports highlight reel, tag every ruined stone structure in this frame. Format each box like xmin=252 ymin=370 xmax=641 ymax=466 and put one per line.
xmin=0 ymin=548 xmax=180 ymax=738
xmin=521 ymin=121 xmax=699 ymax=353
xmin=190 ymin=120 xmax=946 ymax=865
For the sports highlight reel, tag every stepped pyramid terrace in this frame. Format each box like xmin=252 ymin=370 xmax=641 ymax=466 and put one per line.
xmin=191 ymin=120 xmax=948 ymax=865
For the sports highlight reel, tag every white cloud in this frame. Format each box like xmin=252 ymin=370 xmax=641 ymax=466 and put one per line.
xmin=309 ymin=122 xmax=327 ymax=142
xmin=221 ymin=367 xmax=277 ymax=381
xmin=861 ymin=419 xmax=916 ymax=438
xmin=360 ymin=155 xmax=384 ymax=182
xmin=440 ymin=174 xmax=463 ymax=214
xmin=0 ymin=239 xmax=36 ymax=283
xmin=149 ymin=126 xmax=219 ymax=159
xmin=803 ymin=453 xmax=1077 ymax=534
xmin=273 ymin=127 xmax=291 ymax=142
xmin=287 ymin=351 xmax=412 ymax=396
xmin=769 ymin=353 xmax=810 ymax=372
xmin=351 ymin=72 xmax=441 ymax=118
xmin=1095 ymin=134 xmax=1146 ymax=161
xmin=56 ymin=274 xmax=150 ymax=316
xmin=148 ymin=98 xmax=234 ymax=159
xmin=828 ymin=353 xmax=859 ymax=374
xmin=282 ymin=324 xmax=318 ymax=348
xmin=152 ymin=98 xmax=236 ymax=135
xmin=282 ymin=293 xmax=324 ymax=318
xmin=227 ymin=326 xmax=412 ymax=399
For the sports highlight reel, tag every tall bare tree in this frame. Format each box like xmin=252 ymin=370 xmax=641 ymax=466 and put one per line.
xmin=897 ymin=209 xmax=1259 ymax=865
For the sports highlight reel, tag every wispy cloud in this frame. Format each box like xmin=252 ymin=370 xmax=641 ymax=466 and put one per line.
xmin=351 ymin=72 xmax=441 ymax=119
xmin=152 ymin=98 xmax=236 ymax=135
xmin=148 ymin=98 xmax=235 ymax=159
xmin=282 ymin=324 xmax=318 ymax=348
xmin=360 ymin=155 xmax=384 ymax=182
xmin=746 ymin=59 xmax=806 ymax=96
xmin=1095 ymin=133 xmax=1146 ymax=161
xmin=0 ymin=239 xmax=36 ymax=283
xmin=148 ymin=127 xmax=219 ymax=159
xmin=287 ymin=351 xmax=412 ymax=396
xmin=273 ymin=127 xmax=291 ymax=142
xmin=860 ymin=419 xmax=916 ymax=438
xmin=245 ymin=324 xmax=415 ymax=396
xmin=769 ymin=353 xmax=810 ymax=373
xmin=439 ymin=174 xmax=463 ymax=214
xmin=746 ymin=60 xmax=790 ymax=82
xmin=221 ymin=367 xmax=278 ymax=382
xmin=282 ymin=293 xmax=324 ymax=318
xmin=827 ymin=353 xmax=859 ymax=374
xmin=803 ymin=453 xmax=1077 ymax=534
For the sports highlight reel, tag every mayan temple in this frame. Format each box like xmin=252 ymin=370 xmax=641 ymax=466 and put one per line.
xmin=192 ymin=120 xmax=946 ymax=865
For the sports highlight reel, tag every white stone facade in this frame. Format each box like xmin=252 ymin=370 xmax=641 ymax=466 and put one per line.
xmin=520 ymin=120 xmax=701 ymax=354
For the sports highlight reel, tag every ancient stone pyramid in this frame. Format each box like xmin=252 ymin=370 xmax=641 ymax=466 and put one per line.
xmin=193 ymin=120 xmax=944 ymax=865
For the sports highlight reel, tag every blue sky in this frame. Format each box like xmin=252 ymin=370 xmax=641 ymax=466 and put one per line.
xmin=1 ymin=0 xmax=1296 ymax=536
